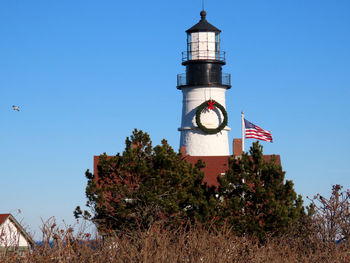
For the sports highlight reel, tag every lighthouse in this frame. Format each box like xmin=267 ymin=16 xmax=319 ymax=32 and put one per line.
xmin=177 ymin=10 xmax=231 ymax=156
xmin=92 ymin=10 xmax=281 ymax=188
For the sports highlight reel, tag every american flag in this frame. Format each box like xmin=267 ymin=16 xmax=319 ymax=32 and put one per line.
xmin=244 ymin=119 xmax=273 ymax=142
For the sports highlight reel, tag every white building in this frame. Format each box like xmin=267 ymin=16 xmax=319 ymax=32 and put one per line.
xmin=0 ymin=213 xmax=34 ymax=255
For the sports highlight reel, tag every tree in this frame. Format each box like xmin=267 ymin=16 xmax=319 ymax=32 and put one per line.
xmin=217 ymin=142 xmax=305 ymax=237
xmin=75 ymin=129 xmax=217 ymax=233
xmin=76 ymin=131 xmax=306 ymax=238
xmin=308 ymin=184 xmax=350 ymax=243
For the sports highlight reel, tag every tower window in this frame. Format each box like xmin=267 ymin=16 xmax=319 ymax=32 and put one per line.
xmin=189 ymin=32 xmax=216 ymax=60
xmin=187 ymin=34 xmax=192 ymax=60
xmin=215 ymin=33 xmax=220 ymax=59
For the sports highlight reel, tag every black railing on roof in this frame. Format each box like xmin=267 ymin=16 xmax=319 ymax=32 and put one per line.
xmin=182 ymin=51 xmax=226 ymax=63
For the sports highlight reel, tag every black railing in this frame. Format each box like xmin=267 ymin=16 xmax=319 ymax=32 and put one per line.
xmin=182 ymin=51 xmax=226 ymax=62
xmin=177 ymin=73 xmax=231 ymax=87
xmin=177 ymin=73 xmax=187 ymax=86
xmin=222 ymin=73 xmax=231 ymax=87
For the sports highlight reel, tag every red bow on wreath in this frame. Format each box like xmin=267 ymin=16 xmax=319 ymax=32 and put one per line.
xmin=207 ymin=99 xmax=216 ymax=110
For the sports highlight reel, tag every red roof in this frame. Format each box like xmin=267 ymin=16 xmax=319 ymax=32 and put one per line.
xmin=182 ymin=156 xmax=229 ymax=186
xmin=0 ymin=213 xmax=11 ymax=225
xmin=93 ymin=155 xmax=100 ymax=178
xmin=93 ymin=154 xmax=281 ymax=187
xmin=183 ymin=155 xmax=281 ymax=187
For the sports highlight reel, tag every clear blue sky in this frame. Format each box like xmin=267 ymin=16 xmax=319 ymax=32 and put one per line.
xmin=1 ymin=0 xmax=349 ymax=237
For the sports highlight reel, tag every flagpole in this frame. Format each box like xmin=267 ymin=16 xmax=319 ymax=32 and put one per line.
xmin=241 ymin=111 xmax=245 ymax=153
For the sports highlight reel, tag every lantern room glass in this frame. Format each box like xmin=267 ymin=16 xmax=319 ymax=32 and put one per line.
xmin=186 ymin=32 xmax=220 ymax=60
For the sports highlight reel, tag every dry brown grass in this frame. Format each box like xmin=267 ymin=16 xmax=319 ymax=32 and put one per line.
xmin=2 ymin=185 xmax=350 ymax=262
xmin=1 ymin=221 xmax=350 ymax=263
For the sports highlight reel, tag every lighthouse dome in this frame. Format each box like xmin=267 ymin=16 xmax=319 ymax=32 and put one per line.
xmin=186 ymin=11 xmax=221 ymax=33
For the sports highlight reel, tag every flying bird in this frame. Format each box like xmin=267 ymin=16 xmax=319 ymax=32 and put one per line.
xmin=12 ymin=105 xmax=20 ymax=111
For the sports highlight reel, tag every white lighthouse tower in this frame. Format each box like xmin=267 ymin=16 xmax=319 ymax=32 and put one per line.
xmin=178 ymin=10 xmax=231 ymax=156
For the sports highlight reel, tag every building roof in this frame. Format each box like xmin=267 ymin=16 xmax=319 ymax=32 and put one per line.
xmin=182 ymin=155 xmax=229 ymax=186
xmin=183 ymin=155 xmax=281 ymax=187
xmin=93 ymin=154 xmax=281 ymax=188
xmin=186 ymin=10 xmax=221 ymax=33
xmin=0 ymin=214 xmax=11 ymax=225
xmin=0 ymin=213 xmax=34 ymax=247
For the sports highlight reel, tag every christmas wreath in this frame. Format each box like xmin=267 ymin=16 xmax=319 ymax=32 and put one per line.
xmin=195 ymin=99 xmax=228 ymax=134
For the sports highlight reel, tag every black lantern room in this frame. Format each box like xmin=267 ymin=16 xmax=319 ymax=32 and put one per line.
xmin=177 ymin=11 xmax=231 ymax=89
